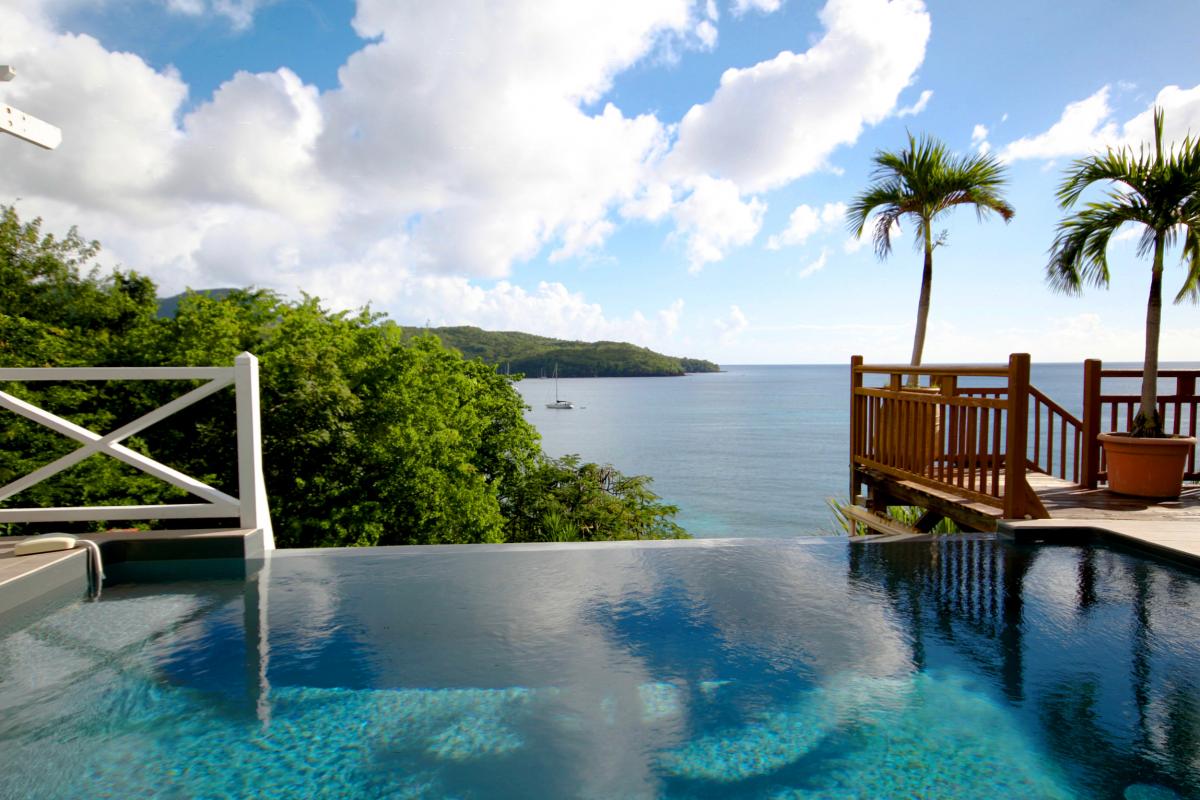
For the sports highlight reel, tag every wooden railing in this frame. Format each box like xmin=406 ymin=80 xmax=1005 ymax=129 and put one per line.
xmin=850 ymin=354 xmax=1037 ymax=519
xmin=1082 ymin=360 xmax=1199 ymax=487
xmin=852 ymin=355 xmax=1199 ymax=517
xmin=1027 ymin=385 xmax=1083 ymax=482
xmin=0 ymin=353 xmax=274 ymax=548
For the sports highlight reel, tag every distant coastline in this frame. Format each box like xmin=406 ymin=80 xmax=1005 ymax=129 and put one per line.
xmin=157 ymin=292 xmax=719 ymax=378
xmin=399 ymin=325 xmax=720 ymax=378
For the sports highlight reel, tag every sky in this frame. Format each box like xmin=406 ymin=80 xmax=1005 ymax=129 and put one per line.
xmin=2 ymin=0 xmax=1199 ymax=365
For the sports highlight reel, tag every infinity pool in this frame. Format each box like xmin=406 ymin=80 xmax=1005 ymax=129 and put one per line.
xmin=1 ymin=538 xmax=1198 ymax=799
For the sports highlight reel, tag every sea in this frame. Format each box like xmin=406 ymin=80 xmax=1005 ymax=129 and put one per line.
xmin=514 ymin=362 xmax=1198 ymax=538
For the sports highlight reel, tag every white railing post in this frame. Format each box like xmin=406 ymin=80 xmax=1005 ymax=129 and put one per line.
xmin=235 ymin=353 xmax=275 ymax=550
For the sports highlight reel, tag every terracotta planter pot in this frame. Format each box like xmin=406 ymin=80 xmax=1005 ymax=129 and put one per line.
xmin=1099 ymin=432 xmax=1197 ymax=499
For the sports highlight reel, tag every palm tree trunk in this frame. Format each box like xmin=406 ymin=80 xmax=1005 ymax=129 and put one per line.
xmin=1135 ymin=231 xmax=1166 ymax=436
xmin=907 ymin=225 xmax=934 ymax=387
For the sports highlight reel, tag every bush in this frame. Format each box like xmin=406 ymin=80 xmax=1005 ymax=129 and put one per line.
xmin=0 ymin=205 xmax=687 ymax=546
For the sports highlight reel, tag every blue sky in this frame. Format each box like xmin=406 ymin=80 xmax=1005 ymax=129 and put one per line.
xmin=2 ymin=0 xmax=1199 ymax=364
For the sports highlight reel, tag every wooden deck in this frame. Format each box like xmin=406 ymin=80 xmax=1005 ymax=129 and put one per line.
xmin=858 ymin=467 xmax=1200 ymax=563
xmin=850 ymin=356 xmax=1200 ymax=563
xmin=1026 ymin=472 xmax=1200 ymax=519
xmin=1004 ymin=474 xmax=1200 ymax=563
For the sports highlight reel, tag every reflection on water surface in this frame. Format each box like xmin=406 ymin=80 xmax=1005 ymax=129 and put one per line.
xmin=0 ymin=538 xmax=1197 ymax=799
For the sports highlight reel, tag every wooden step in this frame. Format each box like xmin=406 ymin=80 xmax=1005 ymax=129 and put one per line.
xmin=841 ymin=505 xmax=922 ymax=538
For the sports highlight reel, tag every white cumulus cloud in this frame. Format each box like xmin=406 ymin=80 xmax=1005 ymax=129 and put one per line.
xmin=0 ymin=0 xmax=701 ymax=287
xmin=715 ymin=304 xmax=749 ymax=343
xmin=999 ymin=82 xmax=1200 ymax=163
xmin=667 ymin=0 xmax=931 ymax=193
xmin=971 ymin=123 xmax=990 ymax=154
xmin=766 ymin=201 xmax=845 ymax=250
xmin=896 ymin=88 xmax=932 ymax=117
xmin=1000 ymin=86 xmax=1118 ymax=162
xmin=796 ymin=249 xmax=828 ymax=278
xmin=161 ymin=0 xmax=276 ymax=30
xmin=671 ymin=176 xmax=766 ymax=272
xmin=731 ymin=0 xmax=783 ymax=15
xmin=0 ymin=0 xmax=939 ymax=343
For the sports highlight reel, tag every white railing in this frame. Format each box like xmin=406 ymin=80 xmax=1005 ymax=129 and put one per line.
xmin=0 ymin=352 xmax=274 ymax=549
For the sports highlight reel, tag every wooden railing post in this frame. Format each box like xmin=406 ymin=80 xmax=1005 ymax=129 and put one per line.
xmin=236 ymin=352 xmax=275 ymax=550
xmin=850 ymin=355 xmax=863 ymax=504
xmin=1004 ymin=353 xmax=1031 ymax=519
xmin=1081 ymin=358 xmax=1102 ymax=488
xmin=1179 ymin=373 xmax=1198 ymax=478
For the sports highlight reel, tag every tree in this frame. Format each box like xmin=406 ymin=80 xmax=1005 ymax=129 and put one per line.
xmin=0 ymin=205 xmax=156 ymax=344
xmin=0 ymin=205 xmax=687 ymax=544
xmin=0 ymin=206 xmax=172 ymax=527
xmin=848 ymin=134 xmax=1014 ymax=375
xmin=1046 ymin=108 xmax=1200 ymax=437
xmin=502 ymin=455 xmax=685 ymax=542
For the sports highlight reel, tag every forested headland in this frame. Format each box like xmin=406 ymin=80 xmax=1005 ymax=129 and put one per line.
xmin=160 ymin=305 xmax=720 ymax=379
xmin=396 ymin=326 xmax=720 ymax=378
xmin=0 ymin=206 xmax=687 ymax=546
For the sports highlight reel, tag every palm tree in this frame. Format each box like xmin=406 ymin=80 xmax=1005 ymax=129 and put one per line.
xmin=848 ymin=134 xmax=1014 ymax=377
xmin=1046 ymin=108 xmax=1200 ymax=437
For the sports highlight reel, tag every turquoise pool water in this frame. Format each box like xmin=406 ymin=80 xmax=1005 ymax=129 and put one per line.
xmin=1 ymin=538 xmax=1198 ymax=799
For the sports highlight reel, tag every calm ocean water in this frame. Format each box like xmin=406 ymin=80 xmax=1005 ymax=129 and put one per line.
xmin=515 ymin=362 xmax=1199 ymax=538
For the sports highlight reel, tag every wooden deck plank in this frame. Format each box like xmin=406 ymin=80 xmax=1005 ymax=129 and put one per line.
xmin=856 ymin=467 xmax=1003 ymax=532
xmin=1027 ymin=472 xmax=1200 ymax=520
xmin=858 ymin=462 xmax=1200 ymax=563
xmin=842 ymin=505 xmax=922 ymax=538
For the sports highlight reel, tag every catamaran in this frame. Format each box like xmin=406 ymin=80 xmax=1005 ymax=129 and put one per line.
xmin=546 ymin=364 xmax=574 ymax=409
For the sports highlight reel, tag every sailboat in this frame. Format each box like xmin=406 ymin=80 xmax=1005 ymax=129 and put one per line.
xmin=545 ymin=364 xmax=574 ymax=409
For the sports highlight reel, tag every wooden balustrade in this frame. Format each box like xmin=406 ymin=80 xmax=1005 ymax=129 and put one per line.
xmin=1081 ymin=360 xmax=1199 ymax=488
xmin=852 ymin=356 xmax=1200 ymax=518
xmin=850 ymin=355 xmax=1035 ymax=519
xmin=1027 ymin=385 xmax=1083 ymax=483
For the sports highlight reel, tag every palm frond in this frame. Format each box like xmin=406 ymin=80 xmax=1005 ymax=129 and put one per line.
xmin=847 ymin=132 xmax=1013 ymax=263
xmin=1046 ymin=201 xmax=1151 ymax=294
xmin=1052 ymin=106 xmax=1200 ymax=304
xmin=1177 ymin=219 xmax=1200 ymax=303
xmin=872 ymin=208 xmax=902 ymax=258
xmin=1057 ymin=149 xmax=1149 ymax=208
xmin=846 ymin=181 xmax=904 ymax=237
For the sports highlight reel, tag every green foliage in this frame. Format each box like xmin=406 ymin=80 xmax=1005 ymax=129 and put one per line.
xmin=0 ymin=205 xmax=688 ymax=546
xmin=884 ymin=505 xmax=960 ymax=534
xmin=0 ymin=206 xmax=178 ymax=532
xmin=0 ymin=206 xmax=158 ymax=354
xmin=826 ymin=498 xmax=959 ymax=537
xmin=397 ymin=325 xmax=719 ymax=378
xmin=847 ymin=133 xmax=1014 ymax=371
xmin=1047 ymin=109 xmax=1200 ymax=437
xmin=847 ymin=133 xmax=1014 ymax=258
xmin=504 ymin=455 xmax=686 ymax=542
xmin=1048 ymin=109 xmax=1200 ymax=300
xmin=156 ymin=288 xmax=237 ymax=319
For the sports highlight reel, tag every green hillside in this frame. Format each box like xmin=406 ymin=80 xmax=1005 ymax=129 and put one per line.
xmin=159 ymin=293 xmax=717 ymax=377
xmin=400 ymin=325 xmax=720 ymax=377
xmin=157 ymin=288 xmax=237 ymax=318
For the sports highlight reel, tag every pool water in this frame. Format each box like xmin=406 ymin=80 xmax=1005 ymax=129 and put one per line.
xmin=1 ymin=538 xmax=1198 ymax=799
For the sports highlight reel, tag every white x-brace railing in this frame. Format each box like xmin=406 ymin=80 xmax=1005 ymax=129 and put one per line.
xmin=0 ymin=352 xmax=274 ymax=550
